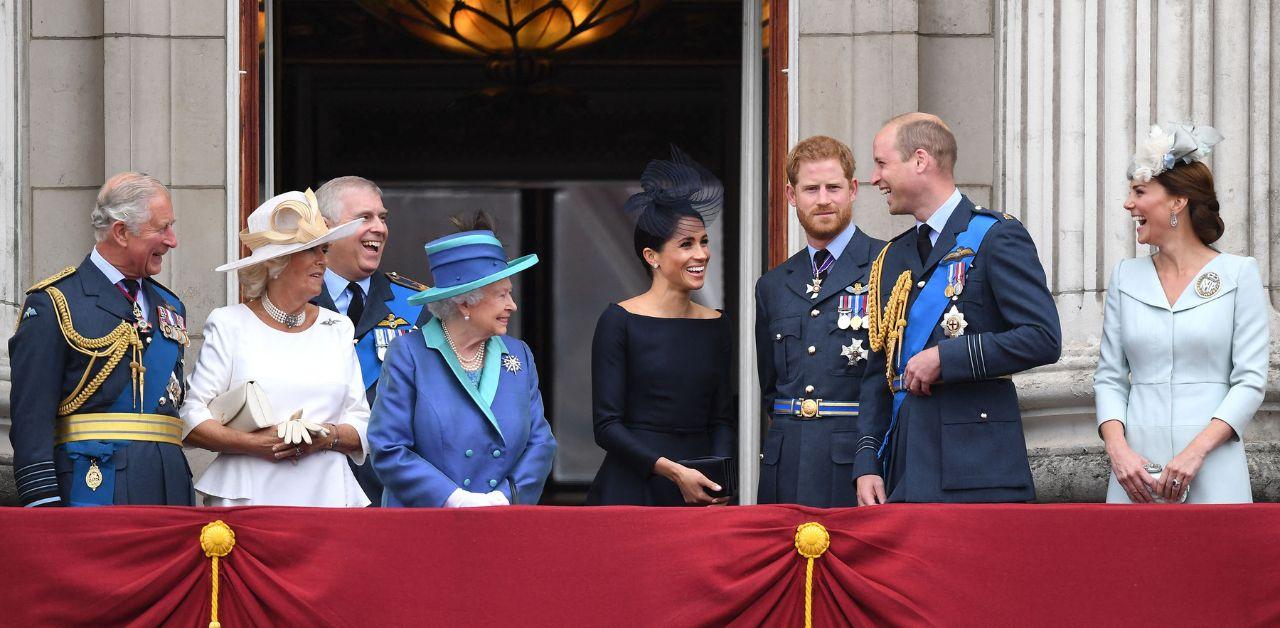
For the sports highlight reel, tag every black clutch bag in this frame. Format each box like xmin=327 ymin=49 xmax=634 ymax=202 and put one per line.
xmin=678 ymin=456 xmax=737 ymax=499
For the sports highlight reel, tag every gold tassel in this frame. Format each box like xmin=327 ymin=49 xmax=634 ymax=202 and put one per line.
xmin=200 ymin=520 xmax=236 ymax=628
xmin=794 ymin=522 xmax=831 ymax=628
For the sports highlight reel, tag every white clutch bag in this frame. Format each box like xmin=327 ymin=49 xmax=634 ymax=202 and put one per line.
xmin=208 ymin=381 xmax=276 ymax=432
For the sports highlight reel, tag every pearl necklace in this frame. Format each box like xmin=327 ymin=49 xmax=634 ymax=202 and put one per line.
xmin=262 ymin=293 xmax=306 ymax=328
xmin=442 ymin=322 xmax=485 ymax=370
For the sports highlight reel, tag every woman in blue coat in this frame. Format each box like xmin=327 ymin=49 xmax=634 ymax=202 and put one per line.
xmin=368 ymin=214 xmax=556 ymax=507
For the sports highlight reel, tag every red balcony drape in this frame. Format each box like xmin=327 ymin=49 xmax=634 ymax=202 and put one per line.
xmin=2 ymin=504 xmax=1278 ymax=626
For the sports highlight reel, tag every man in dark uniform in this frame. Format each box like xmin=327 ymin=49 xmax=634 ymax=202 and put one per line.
xmin=854 ymin=113 xmax=1061 ymax=505
xmin=9 ymin=172 xmax=194 ymax=507
xmin=755 ymin=136 xmax=887 ymax=507
xmin=312 ymin=176 xmax=429 ymax=505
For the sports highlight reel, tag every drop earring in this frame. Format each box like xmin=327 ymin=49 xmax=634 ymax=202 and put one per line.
xmin=464 ymin=314 xmax=470 ymax=321
xmin=1169 ymin=211 xmax=1179 ymax=228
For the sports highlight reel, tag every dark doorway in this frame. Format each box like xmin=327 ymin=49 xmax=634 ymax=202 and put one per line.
xmin=272 ymin=0 xmax=744 ymax=503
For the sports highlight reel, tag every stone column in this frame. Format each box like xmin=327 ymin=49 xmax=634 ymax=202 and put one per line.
xmin=997 ymin=0 xmax=1280 ymax=499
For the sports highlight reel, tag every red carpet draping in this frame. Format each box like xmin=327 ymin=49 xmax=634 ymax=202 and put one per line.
xmin=1 ymin=504 xmax=1278 ymax=626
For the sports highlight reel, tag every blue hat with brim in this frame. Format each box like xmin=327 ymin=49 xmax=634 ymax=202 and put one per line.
xmin=407 ymin=230 xmax=538 ymax=306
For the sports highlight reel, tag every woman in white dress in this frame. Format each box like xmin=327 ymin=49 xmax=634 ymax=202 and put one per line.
xmin=1094 ymin=123 xmax=1269 ymax=504
xmin=180 ymin=190 xmax=372 ymax=506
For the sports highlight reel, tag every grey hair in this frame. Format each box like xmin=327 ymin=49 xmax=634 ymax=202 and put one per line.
xmin=237 ymin=255 xmax=293 ymax=300
xmin=426 ymin=287 xmax=488 ymax=322
xmin=314 ymin=176 xmax=383 ymax=225
xmin=91 ymin=172 xmax=169 ymax=242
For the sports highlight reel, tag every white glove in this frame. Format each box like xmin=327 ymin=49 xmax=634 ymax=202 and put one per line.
xmin=275 ymin=409 xmax=330 ymax=445
xmin=444 ymin=488 xmax=500 ymax=508
xmin=485 ymin=490 xmax=510 ymax=506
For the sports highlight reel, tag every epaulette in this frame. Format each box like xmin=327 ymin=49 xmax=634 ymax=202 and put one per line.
xmin=26 ymin=266 xmax=76 ymax=293
xmin=973 ymin=205 xmax=1016 ymax=222
xmin=386 ymin=271 xmax=428 ymax=292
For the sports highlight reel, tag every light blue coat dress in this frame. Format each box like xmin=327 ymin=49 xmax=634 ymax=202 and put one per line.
xmin=368 ymin=317 xmax=557 ymax=507
xmin=1094 ymin=254 xmax=1269 ymax=503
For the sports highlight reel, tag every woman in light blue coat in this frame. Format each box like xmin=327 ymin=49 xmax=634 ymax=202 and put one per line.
xmin=1094 ymin=123 xmax=1268 ymax=504
xmin=368 ymin=213 xmax=556 ymax=507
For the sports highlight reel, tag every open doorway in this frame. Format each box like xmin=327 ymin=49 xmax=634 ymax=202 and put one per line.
xmin=254 ymin=0 xmax=746 ymax=503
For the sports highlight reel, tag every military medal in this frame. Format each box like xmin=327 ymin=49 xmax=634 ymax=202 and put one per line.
xmin=837 ymin=294 xmax=853 ymax=329
xmin=1194 ymin=271 xmax=1221 ymax=298
xmin=502 ymin=354 xmax=522 ymax=373
xmin=375 ymin=328 xmax=391 ymax=361
xmin=805 ymin=278 xmax=822 ymax=299
xmin=807 ymin=252 xmax=836 ymax=299
xmin=167 ymin=372 xmax=184 ymax=407
xmin=940 ymin=305 xmax=968 ymax=338
xmin=851 ymin=290 xmax=866 ymax=330
xmin=945 ymin=261 xmax=967 ymax=298
xmin=133 ymin=302 xmax=152 ymax=334
xmin=86 ymin=459 xmax=103 ymax=491
xmin=840 ymin=338 xmax=868 ymax=366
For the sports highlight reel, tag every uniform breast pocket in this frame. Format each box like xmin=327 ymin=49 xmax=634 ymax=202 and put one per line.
xmin=769 ymin=316 xmax=802 ymax=382
xmin=953 ymin=276 xmax=986 ymax=307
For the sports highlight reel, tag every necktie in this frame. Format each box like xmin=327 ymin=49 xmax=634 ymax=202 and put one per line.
xmin=346 ymin=282 xmax=365 ymax=328
xmin=120 ymin=279 xmax=140 ymax=302
xmin=916 ymin=225 xmax=933 ymax=264
xmin=812 ymin=249 xmax=832 ymax=282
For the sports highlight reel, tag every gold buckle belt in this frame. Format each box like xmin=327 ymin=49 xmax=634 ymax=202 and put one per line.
xmin=55 ymin=413 xmax=184 ymax=446
xmin=772 ymin=398 xmax=860 ymax=419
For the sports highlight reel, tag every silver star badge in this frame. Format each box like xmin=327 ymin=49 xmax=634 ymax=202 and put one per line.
xmin=840 ymin=338 xmax=868 ymax=366
xmin=502 ymin=354 xmax=522 ymax=373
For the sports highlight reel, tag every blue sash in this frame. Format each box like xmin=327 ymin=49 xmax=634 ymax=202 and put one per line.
xmin=63 ymin=298 xmax=183 ymax=506
xmin=878 ymin=214 xmax=998 ymax=461
xmin=355 ymin=284 xmax=423 ymax=391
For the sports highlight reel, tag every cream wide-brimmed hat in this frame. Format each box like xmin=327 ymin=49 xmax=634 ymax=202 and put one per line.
xmin=214 ymin=189 xmax=364 ymax=272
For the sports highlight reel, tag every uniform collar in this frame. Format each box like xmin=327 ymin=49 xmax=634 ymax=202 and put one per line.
xmin=806 ymin=221 xmax=858 ymax=263
xmin=916 ymin=188 xmax=963 ymax=239
xmin=90 ymin=246 xmax=128 ymax=285
xmin=325 ymin=269 xmax=371 ymax=302
xmin=422 ymin=317 xmax=509 ymax=443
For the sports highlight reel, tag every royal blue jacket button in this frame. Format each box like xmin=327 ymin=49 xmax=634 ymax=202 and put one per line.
xmin=492 ymin=449 xmax=502 ymax=458
xmin=463 ymin=478 xmax=471 ymax=487
xmin=489 ymin=479 xmax=498 ymax=488
xmin=465 ymin=449 xmax=473 ymax=457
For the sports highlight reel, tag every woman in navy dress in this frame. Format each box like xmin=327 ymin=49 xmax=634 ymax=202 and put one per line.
xmin=586 ymin=148 xmax=735 ymax=506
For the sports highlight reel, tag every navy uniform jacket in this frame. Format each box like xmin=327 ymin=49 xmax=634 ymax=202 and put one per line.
xmin=312 ymin=270 xmax=429 ymax=504
xmin=8 ymin=257 xmax=194 ymax=506
xmin=755 ymin=228 xmax=886 ymax=507
xmin=854 ymin=196 xmax=1061 ymax=503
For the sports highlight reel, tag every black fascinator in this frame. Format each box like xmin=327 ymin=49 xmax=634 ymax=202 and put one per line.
xmin=623 ymin=145 xmax=724 ymax=240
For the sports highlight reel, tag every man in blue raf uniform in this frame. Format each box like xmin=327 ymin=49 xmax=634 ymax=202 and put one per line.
xmin=8 ymin=172 xmax=194 ymax=507
xmin=755 ymin=136 xmax=887 ymax=507
xmin=312 ymin=176 xmax=428 ymax=505
xmin=855 ymin=113 xmax=1061 ymax=505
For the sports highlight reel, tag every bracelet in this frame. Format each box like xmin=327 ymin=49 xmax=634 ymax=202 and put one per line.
xmin=327 ymin=425 xmax=340 ymax=451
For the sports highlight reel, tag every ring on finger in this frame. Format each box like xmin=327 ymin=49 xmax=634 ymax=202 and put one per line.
xmin=294 ymin=446 xmax=301 ymax=458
